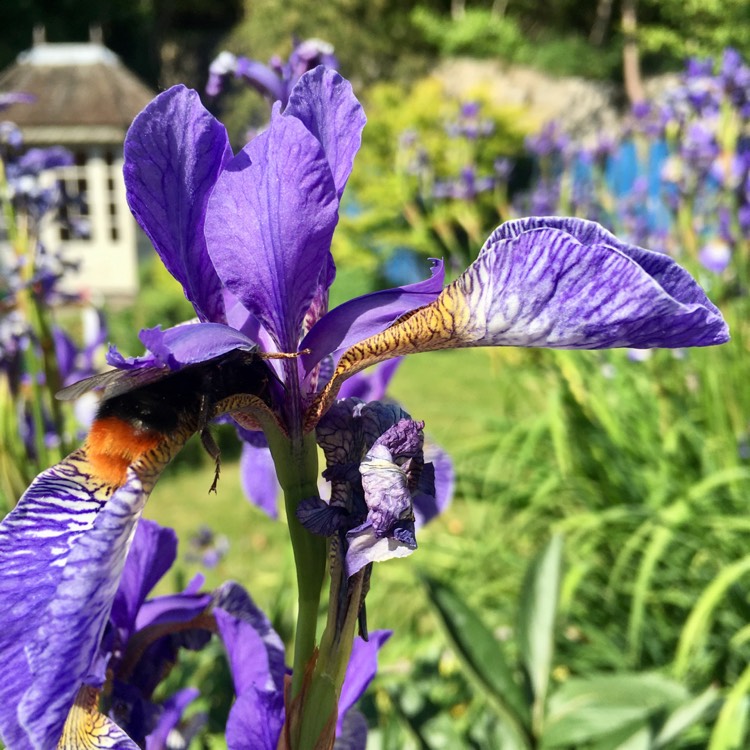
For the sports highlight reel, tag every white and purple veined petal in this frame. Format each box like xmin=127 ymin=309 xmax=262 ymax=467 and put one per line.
xmin=0 ymin=463 xmax=149 ymax=749
xmin=307 ymin=217 xmax=729 ymax=428
xmin=476 ymin=217 xmax=728 ymax=348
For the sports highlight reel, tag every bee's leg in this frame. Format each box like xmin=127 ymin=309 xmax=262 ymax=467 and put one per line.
xmin=200 ymin=428 xmax=221 ymax=493
xmin=197 ymin=392 xmax=221 ymax=493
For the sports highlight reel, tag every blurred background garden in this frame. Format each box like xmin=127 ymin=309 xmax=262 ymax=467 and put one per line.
xmin=1 ymin=0 xmax=750 ymax=747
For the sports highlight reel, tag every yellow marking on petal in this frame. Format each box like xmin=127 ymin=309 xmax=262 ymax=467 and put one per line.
xmin=58 ymin=685 xmax=133 ymax=749
xmin=304 ymin=277 xmax=480 ymax=431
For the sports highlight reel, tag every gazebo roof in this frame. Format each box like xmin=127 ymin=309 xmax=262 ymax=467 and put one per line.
xmin=0 ymin=42 xmax=155 ymax=143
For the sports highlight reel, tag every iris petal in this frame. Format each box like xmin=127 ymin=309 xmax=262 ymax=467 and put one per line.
xmin=0 ymin=461 xmax=148 ymax=749
xmin=300 ymin=260 xmax=445 ymax=370
xmin=306 ymin=219 xmax=729 ymax=427
xmin=239 ymin=441 xmax=280 ymax=519
xmin=124 ymin=86 xmax=231 ymax=324
xmin=144 ymin=687 xmax=200 ymax=750
xmin=285 ymin=66 xmax=367 ymax=199
xmin=111 ymin=520 xmax=177 ymax=633
xmin=336 ymin=630 xmax=391 ymax=736
xmin=213 ymin=582 xmax=287 ymax=696
xmin=205 ymin=109 xmax=339 ymax=353
xmin=59 ymin=686 xmax=139 ymax=749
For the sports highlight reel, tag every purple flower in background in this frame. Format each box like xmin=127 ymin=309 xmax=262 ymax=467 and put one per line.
xmin=207 ymin=38 xmax=338 ymax=109
xmin=680 ymin=121 xmax=720 ymax=175
xmin=445 ymin=100 xmax=495 ymax=140
xmin=186 ymin=524 xmax=230 ymax=567
xmin=525 ymin=121 xmax=569 ymax=159
xmin=434 ymin=165 xmax=495 ymax=201
xmin=218 ymin=580 xmax=390 ymax=750
xmin=699 ymin=238 xmax=732 ymax=274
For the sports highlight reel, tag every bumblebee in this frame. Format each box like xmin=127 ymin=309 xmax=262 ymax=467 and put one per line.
xmin=57 ymin=349 xmax=272 ymax=491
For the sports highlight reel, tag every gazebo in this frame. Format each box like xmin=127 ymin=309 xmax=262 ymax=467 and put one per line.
xmin=0 ymin=30 xmax=155 ymax=304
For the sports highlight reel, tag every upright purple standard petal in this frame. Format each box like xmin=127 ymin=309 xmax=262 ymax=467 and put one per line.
xmin=124 ymin=85 xmax=231 ymax=323
xmin=285 ymin=67 xmax=366 ymax=199
xmin=205 ymin=109 xmax=339 ymax=353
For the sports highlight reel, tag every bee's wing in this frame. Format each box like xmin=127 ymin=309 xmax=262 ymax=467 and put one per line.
xmin=55 ymin=366 xmax=172 ymax=401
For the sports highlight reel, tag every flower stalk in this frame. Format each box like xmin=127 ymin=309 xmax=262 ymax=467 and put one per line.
xmin=265 ymin=424 xmax=326 ymax=699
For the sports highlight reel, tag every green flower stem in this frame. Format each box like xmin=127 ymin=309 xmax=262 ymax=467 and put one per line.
xmin=297 ymin=566 xmax=366 ymax=748
xmin=265 ymin=426 xmax=327 ymax=699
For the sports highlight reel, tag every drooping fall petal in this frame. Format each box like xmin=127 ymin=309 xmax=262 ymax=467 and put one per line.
xmin=0 ymin=461 xmax=149 ymax=749
xmin=307 ymin=218 xmax=729 ymax=427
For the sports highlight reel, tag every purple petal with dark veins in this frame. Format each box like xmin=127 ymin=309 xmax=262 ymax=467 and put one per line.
xmin=297 ymin=497 xmax=351 ymax=535
xmin=205 ymin=108 xmax=339 ymax=353
xmin=0 ymin=462 xmax=149 ymax=749
xmin=337 ymin=631 xmax=391 ymax=736
xmin=372 ymin=419 xmax=424 ymax=461
xmin=124 ymin=85 xmax=231 ymax=324
xmin=284 ymin=66 xmax=366 ymax=199
xmin=111 ymin=520 xmax=177 ymax=633
xmin=315 ymin=220 xmax=730 ymax=421
xmin=301 ymin=260 xmax=444 ymax=370
xmin=239 ymin=441 xmax=280 ymax=519
xmin=144 ymin=687 xmax=200 ymax=750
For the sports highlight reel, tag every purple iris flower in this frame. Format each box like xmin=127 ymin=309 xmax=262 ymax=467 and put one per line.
xmin=0 ymin=66 xmax=730 ymax=749
xmin=218 ymin=579 xmax=390 ymax=750
xmin=207 ymin=38 xmax=337 ymax=109
xmin=699 ymin=238 xmax=732 ymax=274
xmin=102 ymin=520 xmax=212 ymax=747
xmin=0 ymin=91 xmax=35 ymax=111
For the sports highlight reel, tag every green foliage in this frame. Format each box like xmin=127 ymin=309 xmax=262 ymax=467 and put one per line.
xmin=410 ymin=7 xmax=621 ymax=80
xmin=415 ymin=537 xmax=720 ymax=748
xmin=224 ymin=0 xmax=434 ymax=89
xmin=341 ymin=76 xmax=528 ymax=274
xmin=639 ymin=0 xmax=750 ymax=64
xmin=411 ymin=7 xmax=526 ymax=60
xmin=513 ymin=32 xmax=621 ymax=80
